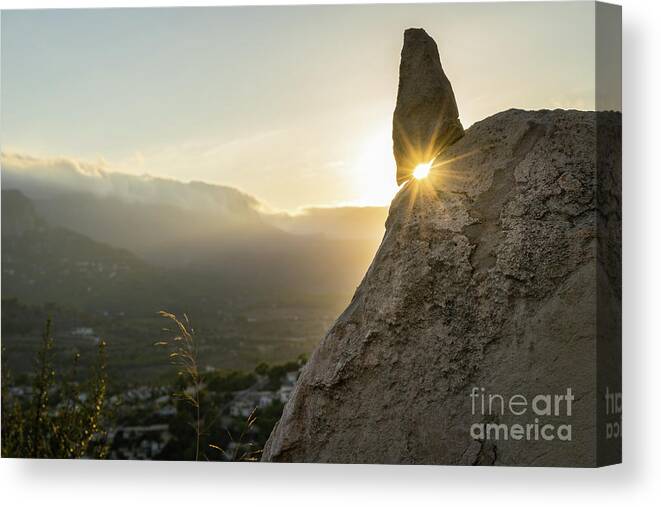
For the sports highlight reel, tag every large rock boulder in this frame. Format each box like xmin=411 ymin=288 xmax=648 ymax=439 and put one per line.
xmin=262 ymin=108 xmax=621 ymax=466
xmin=393 ymin=28 xmax=464 ymax=185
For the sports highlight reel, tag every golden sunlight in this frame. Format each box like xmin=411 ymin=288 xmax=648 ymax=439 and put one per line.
xmin=413 ymin=162 xmax=432 ymax=180
xmin=351 ymin=128 xmax=400 ymax=205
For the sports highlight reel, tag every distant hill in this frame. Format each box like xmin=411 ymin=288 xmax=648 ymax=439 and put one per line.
xmin=2 ymin=152 xmax=386 ymax=270
xmin=1 ymin=188 xmax=382 ymax=312
xmin=0 ymin=188 xmax=384 ymax=379
xmin=2 ymin=189 xmax=149 ymax=310
xmin=29 ymin=191 xmax=275 ymax=267
xmin=1 ymin=189 xmax=40 ymax=236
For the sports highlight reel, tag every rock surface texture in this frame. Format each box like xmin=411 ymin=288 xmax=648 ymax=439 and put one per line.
xmin=263 ymin=108 xmax=621 ymax=466
xmin=393 ymin=28 xmax=464 ymax=185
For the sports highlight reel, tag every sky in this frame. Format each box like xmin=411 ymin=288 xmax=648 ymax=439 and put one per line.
xmin=1 ymin=2 xmax=597 ymax=211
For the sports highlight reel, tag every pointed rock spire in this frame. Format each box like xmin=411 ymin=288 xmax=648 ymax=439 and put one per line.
xmin=393 ymin=28 xmax=464 ymax=185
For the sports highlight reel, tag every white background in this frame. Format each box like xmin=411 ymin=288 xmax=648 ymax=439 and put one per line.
xmin=0 ymin=0 xmax=658 ymax=505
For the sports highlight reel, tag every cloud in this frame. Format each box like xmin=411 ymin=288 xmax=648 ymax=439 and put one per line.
xmin=1 ymin=150 xmax=262 ymax=217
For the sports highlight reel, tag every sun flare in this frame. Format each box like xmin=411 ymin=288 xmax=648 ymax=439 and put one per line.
xmin=413 ymin=162 xmax=432 ymax=180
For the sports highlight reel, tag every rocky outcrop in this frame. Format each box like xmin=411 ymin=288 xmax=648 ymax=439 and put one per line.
xmin=393 ymin=28 xmax=464 ymax=185
xmin=262 ymin=108 xmax=621 ymax=466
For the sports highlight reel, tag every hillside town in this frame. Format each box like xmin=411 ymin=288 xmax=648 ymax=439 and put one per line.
xmin=105 ymin=362 xmax=301 ymax=460
xmin=4 ymin=360 xmax=303 ymax=461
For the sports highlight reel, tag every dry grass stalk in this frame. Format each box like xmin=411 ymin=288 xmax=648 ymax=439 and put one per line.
xmin=156 ymin=311 xmax=203 ymax=461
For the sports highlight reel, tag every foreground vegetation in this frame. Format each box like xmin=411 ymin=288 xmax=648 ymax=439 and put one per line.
xmin=1 ymin=320 xmax=108 ymax=458
xmin=1 ymin=314 xmax=304 ymax=460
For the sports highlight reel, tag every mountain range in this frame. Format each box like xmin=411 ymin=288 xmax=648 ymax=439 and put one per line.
xmin=2 ymin=151 xmax=387 ymax=270
xmin=1 ymin=153 xmax=389 ymax=377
